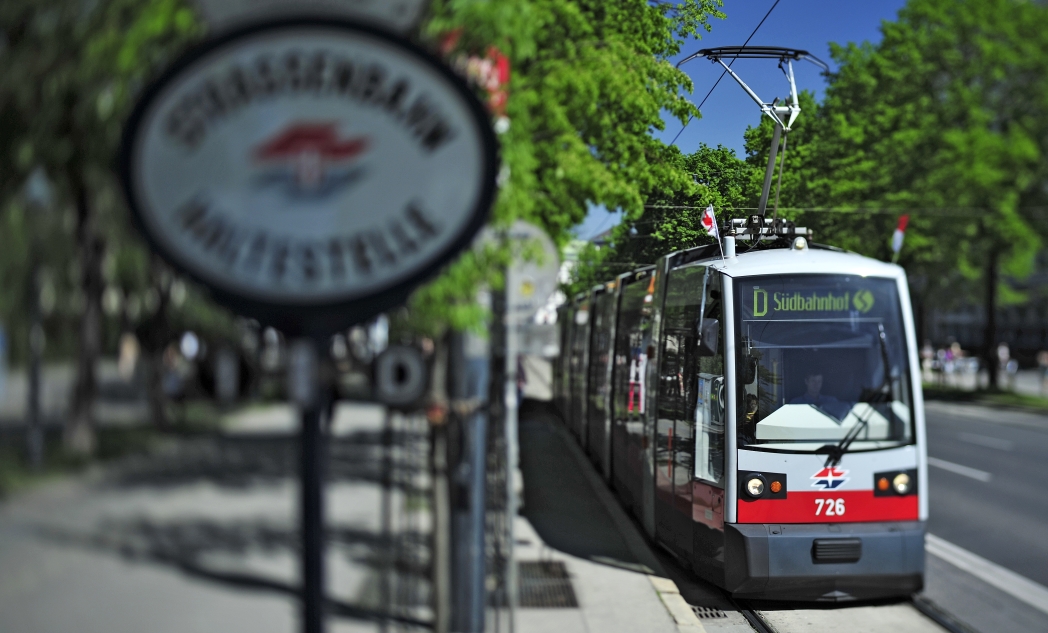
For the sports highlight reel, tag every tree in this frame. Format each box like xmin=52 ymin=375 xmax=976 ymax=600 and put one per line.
xmin=798 ymin=0 xmax=1048 ymax=386
xmin=605 ymin=143 xmax=752 ymax=276
xmin=405 ymin=0 xmax=725 ymax=333
xmin=0 ymin=0 xmax=202 ymax=453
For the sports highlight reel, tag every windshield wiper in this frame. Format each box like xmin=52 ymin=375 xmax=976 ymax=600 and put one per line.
xmin=816 ymin=407 xmax=873 ymax=467
xmin=818 ymin=324 xmax=893 ymax=467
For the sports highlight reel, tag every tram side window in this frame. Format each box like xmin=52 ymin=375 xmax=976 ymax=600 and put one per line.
xmin=613 ymin=277 xmax=653 ymax=421
xmin=569 ymin=302 xmax=590 ymax=422
xmin=657 ymin=266 xmax=725 ymax=488
xmin=695 ymin=272 xmax=724 ymax=485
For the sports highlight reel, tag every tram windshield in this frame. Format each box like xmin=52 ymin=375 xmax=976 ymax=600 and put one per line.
xmin=735 ymin=274 xmax=914 ymax=453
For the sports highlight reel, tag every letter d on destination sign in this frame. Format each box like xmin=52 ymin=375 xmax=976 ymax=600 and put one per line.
xmin=753 ymin=288 xmax=768 ymax=317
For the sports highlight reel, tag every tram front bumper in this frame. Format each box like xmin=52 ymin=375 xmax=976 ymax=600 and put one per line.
xmin=724 ymin=521 xmax=925 ymax=601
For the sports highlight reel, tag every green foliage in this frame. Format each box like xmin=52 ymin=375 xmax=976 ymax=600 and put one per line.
xmin=795 ymin=0 xmax=1048 ymax=322
xmin=411 ymin=0 xmax=725 ymax=331
xmin=0 ymin=1 xmax=231 ymax=365
xmin=0 ymin=0 xmax=202 ymax=181
xmin=561 ymin=240 xmax=616 ymax=299
xmin=574 ymin=0 xmax=1048 ymax=353
xmin=609 ymin=143 xmax=753 ymax=274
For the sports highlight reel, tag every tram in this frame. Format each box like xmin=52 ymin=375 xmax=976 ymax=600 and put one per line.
xmin=553 ymin=44 xmax=927 ymax=602
xmin=554 ymin=221 xmax=927 ymax=601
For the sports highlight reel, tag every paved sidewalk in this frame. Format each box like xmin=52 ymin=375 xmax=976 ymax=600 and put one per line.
xmin=0 ymin=402 xmax=429 ymax=633
xmin=515 ymin=401 xmax=755 ymax=633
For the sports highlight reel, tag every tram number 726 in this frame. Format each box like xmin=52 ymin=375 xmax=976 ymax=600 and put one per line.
xmin=815 ymin=498 xmax=846 ymax=516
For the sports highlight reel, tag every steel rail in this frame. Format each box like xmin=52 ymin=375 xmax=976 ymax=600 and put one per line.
xmin=911 ymin=594 xmax=979 ymax=633
xmin=730 ymin=599 xmax=778 ymax=633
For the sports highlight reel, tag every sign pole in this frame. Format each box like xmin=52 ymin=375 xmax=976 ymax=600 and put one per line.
xmin=301 ymin=402 xmax=325 ymax=633
xmin=503 ymin=279 xmax=520 ymax=633
xmin=289 ymin=340 xmax=326 ymax=633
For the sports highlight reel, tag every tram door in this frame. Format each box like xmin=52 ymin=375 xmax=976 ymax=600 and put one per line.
xmin=587 ymin=288 xmax=617 ymax=478
xmin=568 ymin=296 xmax=590 ymax=443
xmin=654 ymin=266 xmax=725 ymax=562
xmin=611 ymin=270 xmax=654 ymax=517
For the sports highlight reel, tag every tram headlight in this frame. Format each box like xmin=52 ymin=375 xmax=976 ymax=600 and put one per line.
xmin=892 ymin=473 xmax=912 ymax=495
xmin=745 ymin=475 xmax=766 ymax=498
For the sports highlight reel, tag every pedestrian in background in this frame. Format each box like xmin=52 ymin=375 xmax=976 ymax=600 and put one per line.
xmin=1038 ymin=350 xmax=1048 ymax=397
xmin=0 ymin=324 xmax=6 ymax=405
xmin=997 ymin=343 xmax=1011 ymax=391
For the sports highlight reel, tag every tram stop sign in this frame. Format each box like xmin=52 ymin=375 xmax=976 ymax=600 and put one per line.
xmin=505 ymin=220 xmax=559 ymax=325
xmin=119 ymin=17 xmax=499 ymax=336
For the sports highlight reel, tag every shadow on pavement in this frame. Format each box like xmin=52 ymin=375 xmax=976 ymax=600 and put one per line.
xmin=35 ymin=518 xmax=431 ymax=628
xmin=25 ymin=415 xmax=433 ymax=628
xmin=518 ymin=401 xmax=739 ymax=610
xmin=517 ymin=401 xmax=647 ymax=566
xmin=100 ymin=429 xmax=426 ymax=494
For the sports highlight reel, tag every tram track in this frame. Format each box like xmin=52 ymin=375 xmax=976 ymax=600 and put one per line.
xmin=909 ymin=595 xmax=977 ymax=633
xmin=729 ymin=595 xmax=972 ymax=633
xmin=734 ymin=602 xmax=777 ymax=633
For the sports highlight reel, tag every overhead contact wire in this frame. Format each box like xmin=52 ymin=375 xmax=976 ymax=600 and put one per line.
xmin=669 ymin=0 xmax=782 ymax=147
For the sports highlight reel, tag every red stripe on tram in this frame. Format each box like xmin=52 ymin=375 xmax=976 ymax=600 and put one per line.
xmin=737 ymin=490 xmax=918 ymax=524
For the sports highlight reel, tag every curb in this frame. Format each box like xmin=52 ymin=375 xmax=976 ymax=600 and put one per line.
xmin=649 ymin=576 xmax=708 ymax=631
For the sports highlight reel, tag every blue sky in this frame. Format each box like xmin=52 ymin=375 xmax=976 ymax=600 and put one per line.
xmin=573 ymin=0 xmax=908 ymax=240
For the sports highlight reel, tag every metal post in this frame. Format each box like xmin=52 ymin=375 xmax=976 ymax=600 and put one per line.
xmin=26 ymin=253 xmax=43 ymax=470
xmin=448 ymin=329 xmax=488 ymax=633
xmin=432 ymin=420 xmax=452 ymax=633
xmin=503 ymin=283 xmax=520 ymax=633
xmin=290 ymin=340 xmax=325 ymax=633
xmin=379 ymin=409 xmax=393 ymax=633
xmin=23 ymin=168 xmax=50 ymax=471
xmin=430 ymin=339 xmax=452 ymax=633
xmin=466 ymin=395 xmax=486 ymax=633
xmin=757 ymin=123 xmax=783 ymax=217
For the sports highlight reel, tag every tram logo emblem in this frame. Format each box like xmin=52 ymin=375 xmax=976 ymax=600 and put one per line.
xmin=852 ymin=289 xmax=875 ymax=313
xmin=251 ymin=122 xmax=370 ymax=199
xmin=811 ymin=467 xmax=849 ymax=489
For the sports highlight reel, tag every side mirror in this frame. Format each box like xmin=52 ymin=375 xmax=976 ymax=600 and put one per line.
xmin=696 ymin=318 xmax=720 ymax=356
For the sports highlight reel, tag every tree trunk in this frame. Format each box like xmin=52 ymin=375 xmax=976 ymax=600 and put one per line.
xmin=139 ymin=258 xmax=172 ymax=430
xmin=144 ymin=348 xmax=169 ymax=430
xmin=982 ymin=247 xmax=999 ymax=390
xmin=65 ymin=170 xmax=103 ymax=456
xmin=914 ymin=290 xmax=926 ymax=347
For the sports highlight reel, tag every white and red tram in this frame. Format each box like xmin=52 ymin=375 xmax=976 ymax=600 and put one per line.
xmin=554 ymin=228 xmax=927 ymax=601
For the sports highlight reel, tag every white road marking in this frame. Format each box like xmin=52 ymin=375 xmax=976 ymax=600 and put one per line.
xmin=958 ymin=432 xmax=1014 ymax=451
xmin=926 ymin=534 xmax=1048 ymax=616
xmin=927 ymin=457 xmax=992 ymax=482
xmin=924 ymin=401 xmax=1048 ymax=432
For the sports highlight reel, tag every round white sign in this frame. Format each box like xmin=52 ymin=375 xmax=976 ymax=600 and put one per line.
xmin=505 ymin=221 xmax=559 ymax=325
xmin=120 ymin=18 xmax=498 ymax=334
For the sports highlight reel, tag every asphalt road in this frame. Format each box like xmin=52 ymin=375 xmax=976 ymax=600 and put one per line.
xmin=924 ymin=401 xmax=1048 ymax=586
xmin=922 ymin=400 xmax=1048 ymax=632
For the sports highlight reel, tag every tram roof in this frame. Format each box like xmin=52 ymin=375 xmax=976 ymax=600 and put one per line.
xmin=679 ymin=244 xmax=906 ymax=281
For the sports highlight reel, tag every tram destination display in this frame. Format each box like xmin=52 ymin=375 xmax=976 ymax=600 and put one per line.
xmin=119 ymin=17 xmax=499 ymax=335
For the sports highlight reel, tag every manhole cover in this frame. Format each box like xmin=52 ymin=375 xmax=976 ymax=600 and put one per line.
xmin=518 ymin=561 xmax=579 ymax=608
xmin=692 ymin=605 xmax=728 ymax=619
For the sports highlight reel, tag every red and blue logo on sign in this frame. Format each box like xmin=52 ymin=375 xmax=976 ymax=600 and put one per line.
xmin=811 ymin=467 xmax=849 ymax=489
xmin=252 ymin=122 xmax=369 ymax=199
